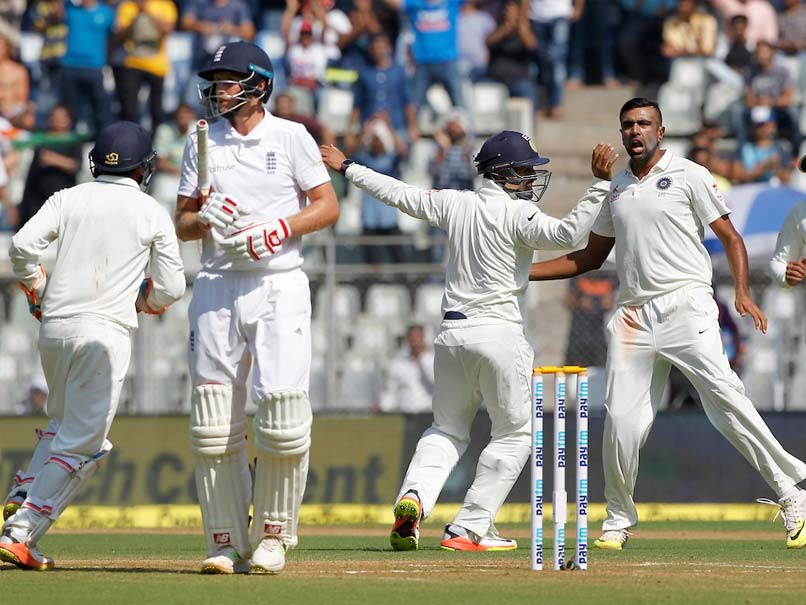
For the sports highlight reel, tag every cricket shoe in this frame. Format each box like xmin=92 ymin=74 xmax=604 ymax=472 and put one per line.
xmin=250 ymin=536 xmax=286 ymax=573
xmin=0 ymin=534 xmax=54 ymax=571
xmin=3 ymin=473 xmax=31 ymax=520
xmin=757 ymin=491 xmax=806 ymax=549
xmin=593 ymin=529 xmax=631 ymax=550
xmin=439 ymin=524 xmax=518 ymax=551
xmin=390 ymin=491 xmax=422 ymax=551
xmin=200 ymin=547 xmax=252 ymax=574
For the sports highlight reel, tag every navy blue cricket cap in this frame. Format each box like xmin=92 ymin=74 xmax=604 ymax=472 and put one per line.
xmin=89 ymin=121 xmax=154 ymax=173
xmin=198 ymin=41 xmax=274 ymax=82
xmin=474 ymin=130 xmax=550 ymax=176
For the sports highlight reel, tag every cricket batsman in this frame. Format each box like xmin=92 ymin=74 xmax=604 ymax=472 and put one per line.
xmin=174 ymin=41 xmax=338 ymax=574
xmin=0 ymin=121 xmax=186 ymax=570
xmin=322 ymin=131 xmax=618 ymax=551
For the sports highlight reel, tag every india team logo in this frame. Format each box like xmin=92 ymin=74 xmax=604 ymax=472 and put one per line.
xmin=266 ymin=152 xmax=277 ymax=174
xmin=656 ymin=176 xmax=672 ymax=191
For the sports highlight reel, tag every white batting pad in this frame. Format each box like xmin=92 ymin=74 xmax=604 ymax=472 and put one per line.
xmin=190 ymin=384 xmax=252 ymax=558
xmin=4 ymin=442 xmax=112 ymax=545
xmin=251 ymin=390 xmax=312 ymax=548
xmin=4 ymin=421 xmax=58 ymax=505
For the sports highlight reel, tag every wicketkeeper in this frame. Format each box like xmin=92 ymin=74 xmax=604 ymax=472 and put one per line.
xmin=322 ymin=132 xmax=617 ymax=551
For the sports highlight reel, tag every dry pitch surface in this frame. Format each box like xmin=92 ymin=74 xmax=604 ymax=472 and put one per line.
xmin=1 ymin=522 xmax=802 ymax=604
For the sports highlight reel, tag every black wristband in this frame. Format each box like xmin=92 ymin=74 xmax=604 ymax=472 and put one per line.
xmin=340 ymin=159 xmax=356 ymax=174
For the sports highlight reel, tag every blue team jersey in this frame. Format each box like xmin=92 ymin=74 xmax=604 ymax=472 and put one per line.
xmin=404 ymin=0 xmax=464 ymax=63
xmin=62 ymin=2 xmax=115 ymax=68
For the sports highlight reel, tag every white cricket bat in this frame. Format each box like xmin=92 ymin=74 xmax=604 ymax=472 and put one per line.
xmin=196 ymin=119 xmax=209 ymax=199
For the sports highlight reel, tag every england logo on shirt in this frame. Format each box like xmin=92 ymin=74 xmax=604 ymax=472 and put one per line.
xmin=266 ymin=151 xmax=276 ymax=174
xmin=656 ymin=177 xmax=672 ymax=191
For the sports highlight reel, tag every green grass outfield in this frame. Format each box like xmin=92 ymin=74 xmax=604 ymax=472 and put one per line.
xmin=2 ymin=521 xmax=803 ymax=605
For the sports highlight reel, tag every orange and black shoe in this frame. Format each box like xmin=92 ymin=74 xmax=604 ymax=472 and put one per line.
xmin=390 ymin=491 xmax=422 ymax=551
xmin=439 ymin=523 xmax=518 ymax=552
xmin=0 ymin=534 xmax=54 ymax=571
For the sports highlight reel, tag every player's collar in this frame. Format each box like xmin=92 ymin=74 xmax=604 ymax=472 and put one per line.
xmin=625 ymin=149 xmax=672 ymax=179
xmin=95 ymin=174 xmax=140 ymax=189
xmin=224 ymin=108 xmax=271 ymax=142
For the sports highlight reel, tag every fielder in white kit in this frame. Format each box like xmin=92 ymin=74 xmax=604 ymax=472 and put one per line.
xmin=0 ymin=121 xmax=186 ymax=570
xmin=530 ymin=98 xmax=806 ymax=550
xmin=322 ymin=132 xmax=618 ymax=551
xmin=769 ymin=156 xmax=806 ymax=288
xmin=174 ymin=41 xmax=338 ymax=574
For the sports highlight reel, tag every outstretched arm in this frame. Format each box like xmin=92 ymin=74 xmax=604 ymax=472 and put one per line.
xmin=710 ymin=215 xmax=767 ymax=333
xmin=529 ymin=232 xmax=615 ymax=281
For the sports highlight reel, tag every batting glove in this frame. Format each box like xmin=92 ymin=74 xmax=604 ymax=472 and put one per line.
xmin=221 ymin=218 xmax=291 ymax=261
xmin=135 ymin=278 xmax=166 ymax=315
xmin=198 ymin=192 xmax=251 ymax=229
xmin=18 ymin=264 xmax=47 ymax=321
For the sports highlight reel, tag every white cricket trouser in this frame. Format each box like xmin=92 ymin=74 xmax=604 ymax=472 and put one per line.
xmin=396 ymin=319 xmax=534 ymax=538
xmin=188 ymin=269 xmax=312 ymax=398
xmin=38 ymin=317 xmax=132 ymax=458
xmin=602 ymin=284 xmax=806 ymax=531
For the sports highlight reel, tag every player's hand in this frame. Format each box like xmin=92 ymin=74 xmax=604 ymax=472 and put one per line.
xmin=198 ymin=192 xmax=251 ymax=230
xmin=591 ymin=143 xmax=619 ymax=180
xmin=785 ymin=258 xmax=806 ymax=286
xmin=18 ymin=264 xmax=47 ymax=321
xmin=135 ymin=278 xmax=166 ymax=315
xmin=735 ymin=292 xmax=767 ymax=334
xmin=220 ymin=218 xmax=291 ymax=261
xmin=320 ymin=144 xmax=347 ymax=171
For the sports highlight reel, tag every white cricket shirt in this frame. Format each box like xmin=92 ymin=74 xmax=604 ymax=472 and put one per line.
xmin=9 ymin=176 xmax=186 ymax=329
xmin=769 ymin=199 xmax=806 ymax=286
xmin=178 ymin=110 xmax=331 ymax=273
xmin=592 ymin=151 xmax=730 ymax=306
xmin=346 ymin=164 xmax=609 ymax=324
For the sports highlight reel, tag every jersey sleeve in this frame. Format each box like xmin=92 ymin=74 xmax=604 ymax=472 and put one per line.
xmin=516 ymin=178 xmax=609 ymax=250
xmin=345 ymin=163 xmax=452 ymax=228
xmin=146 ymin=205 xmax=186 ymax=309
xmin=688 ymin=163 xmax=730 ymax=226
xmin=591 ymin=186 xmax=615 ymax=237
xmin=177 ymin=134 xmax=198 ymax=198
xmin=291 ymin=124 xmax=330 ymax=192
xmin=9 ymin=193 xmax=61 ymax=286
xmin=769 ymin=201 xmax=806 ymax=287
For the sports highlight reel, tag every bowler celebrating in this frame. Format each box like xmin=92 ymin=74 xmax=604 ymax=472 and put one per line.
xmin=323 ymin=132 xmax=617 ymax=551
xmin=175 ymin=42 xmax=338 ymax=574
xmin=530 ymin=98 xmax=806 ymax=550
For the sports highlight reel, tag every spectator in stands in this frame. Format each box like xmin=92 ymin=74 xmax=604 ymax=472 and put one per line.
xmin=458 ymin=0 xmax=496 ymax=82
xmin=273 ymin=91 xmax=335 ymax=145
xmin=431 ymin=109 xmax=475 ymax=191
xmin=616 ymin=0 xmax=675 ymax=85
xmin=0 ymin=141 xmax=15 ymax=230
xmin=18 ymin=105 xmax=82 ymax=229
xmin=731 ymin=105 xmax=793 ymax=184
xmin=709 ymin=0 xmax=778 ymax=48
xmin=357 ymin=113 xmax=409 ymax=264
xmin=151 ymin=102 xmax=195 ymax=205
xmin=0 ymin=0 xmax=24 ymax=48
xmin=385 ymin=0 xmax=465 ymax=111
xmin=564 ymin=273 xmax=617 ymax=367
xmin=337 ymin=0 xmax=385 ymax=72
xmin=567 ymin=0 xmax=618 ymax=89
xmin=486 ymin=1 xmax=538 ymax=121
xmin=182 ymin=0 xmax=255 ymax=74
xmin=689 ymin=145 xmax=734 ymax=190
xmin=724 ymin=14 xmax=753 ymax=77
xmin=31 ymin=0 xmax=68 ymax=115
xmin=0 ymin=34 xmax=35 ymax=130
xmin=60 ymin=0 xmax=116 ymax=137
xmin=286 ymin=20 xmax=329 ymax=97
xmin=661 ymin=0 xmax=717 ymax=59
xmin=745 ymin=40 xmax=800 ymax=150
xmin=114 ymin=0 xmax=178 ymax=134
xmin=282 ymin=0 xmax=352 ymax=63
xmin=16 ymin=376 xmax=49 ymax=416
xmin=528 ymin=0 xmax=581 ymax=119
xmin=376 ymin=324 xmax=435 ymax=413
xmin=347 ymin=32 xmax=418 ymax=149
xmin=778 ymin=0 xmax=806 ymax=57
